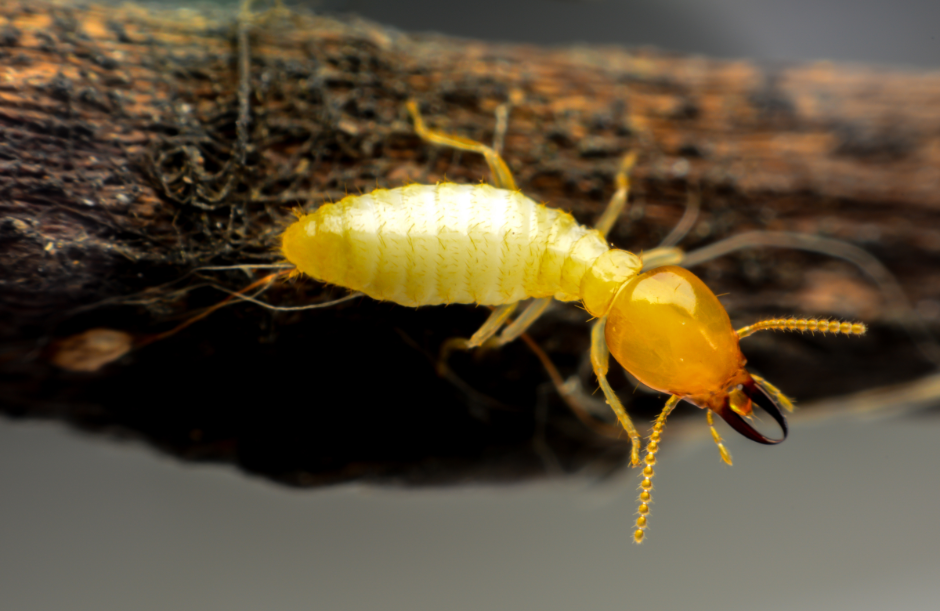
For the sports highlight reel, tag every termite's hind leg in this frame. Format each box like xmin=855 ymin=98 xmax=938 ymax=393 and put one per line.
xmin=482 ymin=298 xmax=553 ymax=349
xmin=518 ymin=333 xmax=624 ymax=440
xmin=492 ymin=300 xmax=636 ymax=443
xmin=590 ymin=317 xmax=642 ymax=466
xmin=436 ymin=303 xmax=518 ymax=375
xmin=437 ymin=296 xmax=553 ymax=372
xmin=406 ymin=99 xmax=517 ymax=190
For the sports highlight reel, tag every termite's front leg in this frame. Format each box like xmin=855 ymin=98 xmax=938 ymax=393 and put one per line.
xmin=589 ymin=317 xmax=641 ymax=465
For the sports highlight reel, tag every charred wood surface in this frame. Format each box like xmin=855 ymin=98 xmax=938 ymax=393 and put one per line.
xmin=1 ymin=1 xmax=939 ymax=486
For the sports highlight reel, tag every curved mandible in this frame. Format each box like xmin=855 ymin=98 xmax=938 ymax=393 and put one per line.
xmin=713 ymin=380 xmax=789 ymax=445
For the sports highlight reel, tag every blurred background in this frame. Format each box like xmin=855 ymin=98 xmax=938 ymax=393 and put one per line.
xmin=323 ymin=0 xmax=940 ymax=68
xmin=2 ymin=1 xmax=940 ymax=610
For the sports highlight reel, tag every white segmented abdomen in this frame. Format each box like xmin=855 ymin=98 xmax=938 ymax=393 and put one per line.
xmin=280 ymin=183 xmax=610 ymax=307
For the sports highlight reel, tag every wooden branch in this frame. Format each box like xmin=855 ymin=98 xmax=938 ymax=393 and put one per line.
xmin=2 ymin=0 xmax=939 ymax=486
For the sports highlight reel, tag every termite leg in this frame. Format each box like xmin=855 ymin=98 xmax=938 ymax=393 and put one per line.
xmin=706 ymin=410 xmax=733 ymax=465
xmin=594 ymin=151 xmax=638 ymax=238
xmin=657 ymin=186 xmax=701 ymax=249
xmin=592 ymin=151 xmax=691 ymax=465
xmin=436 ymin=303 xmax=518 ymax=375
xmin=406 ymin=99 xmax=517 ymax=190
xmin=595 ymin=154 xmax=698 ymax=271
xmin=492 ymin=101 xmax=511 ymax=156
xmin=409 ymin=99 xmax=524 ymax=337
xmin=518 ymin=334 xmax=624 ymax=440
xmin=437 ymin=297 xmax=553 ymax=371
xmin=639 ymin=246 xmax=686 ymax=270
xmin=467 ymin=303 xmax=519 ymax=346
xmin=411 ymin=101 xmax=562 ymax=374
xmin=590 ymin=317 xmax=642 ymax=465
xmin=581 ymin=150 xmax=653 ymax=457
xmin=411 ymin=100 xmax=606 ymax=428
xmin=483 ymin=298 xmax=553 ymax=348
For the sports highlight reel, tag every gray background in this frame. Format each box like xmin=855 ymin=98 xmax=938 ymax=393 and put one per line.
xmin=3 ymin=1 xmax=940 ymax=610
xmin=325 ymin=0 xmax=940 ymax=68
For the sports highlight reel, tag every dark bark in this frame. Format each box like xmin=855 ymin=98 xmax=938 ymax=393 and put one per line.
xmin=2 ymin=0 xmax=939 ymax=486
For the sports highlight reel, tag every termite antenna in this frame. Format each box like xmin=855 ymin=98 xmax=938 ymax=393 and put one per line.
xmin=192 ymin=263 xmax=295 ymax=273
xmin=137 ymin=269 xmax=291 ymax=347
xmin=681 ymin=231 xmax=939 ymax=365
xmin=736 ymin=317 xmax=867 ymax=340
xmin=213 ymin=289 xmax=362 ymax=312
xmin=634 ymin=395 xmax=680 ymax=544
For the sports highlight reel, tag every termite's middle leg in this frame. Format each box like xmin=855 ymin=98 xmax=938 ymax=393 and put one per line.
xmin=409 ymin=100 xmax=556 ymax=353
xmin=408 ymin=100 xmax=532 ymax=365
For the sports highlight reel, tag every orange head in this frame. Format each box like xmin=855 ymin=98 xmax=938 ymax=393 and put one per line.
xmin=603 ymin=265 xmax=788 ymax=444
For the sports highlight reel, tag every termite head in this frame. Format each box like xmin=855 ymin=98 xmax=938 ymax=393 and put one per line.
xmin=601 ymin=264 xmax=788 ymax=444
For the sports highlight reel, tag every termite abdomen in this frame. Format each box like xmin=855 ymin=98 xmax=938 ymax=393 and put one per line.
xmin=282 ymin=183 xmax=608 ymax=307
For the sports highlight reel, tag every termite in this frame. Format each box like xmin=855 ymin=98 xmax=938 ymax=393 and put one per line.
xmin=280 ymin=100 xmax=866 ymax=543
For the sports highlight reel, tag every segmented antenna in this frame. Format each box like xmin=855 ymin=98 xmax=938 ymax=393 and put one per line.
xmin=737 ymin=318 xmax=867 ymax=339
xmin=634 ymin=395 xmax=680 ymax=544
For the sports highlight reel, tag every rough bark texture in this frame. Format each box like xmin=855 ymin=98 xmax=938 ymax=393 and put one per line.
xmin=2 ymin=0 xmax=939 ymax=486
